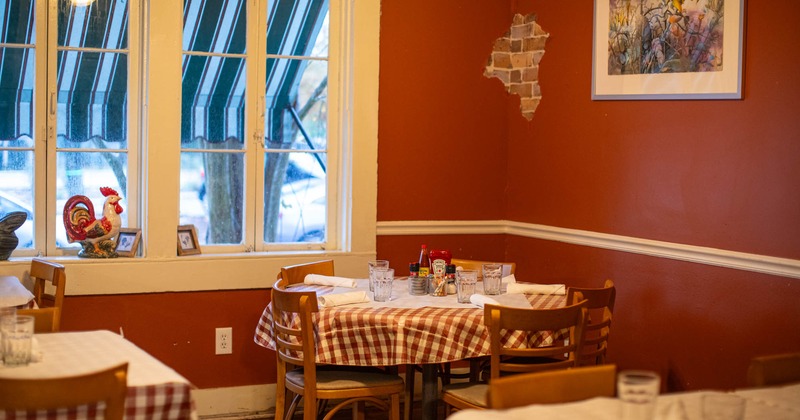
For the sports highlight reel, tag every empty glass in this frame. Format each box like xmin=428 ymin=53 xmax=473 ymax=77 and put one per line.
xmin=372 ymin=267 xmax=394 ymax=302
xmin=482 ymin=263 xmax=503 ymax=295
xmin=617 ymin=370 xmax=660 ymax=420
xmin=368 ymin=260 xmax=389 ymax=292
xmin=455 ymin=269 xmax=478 ymax=303
xmin=2 ymin=314 xmax=34 ymax=367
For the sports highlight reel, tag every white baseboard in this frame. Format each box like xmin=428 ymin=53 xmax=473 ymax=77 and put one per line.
xmin=376 ymin=220 xmax=800 ymax=279
xmin=193 ymin=384 xmax=275 ymax=419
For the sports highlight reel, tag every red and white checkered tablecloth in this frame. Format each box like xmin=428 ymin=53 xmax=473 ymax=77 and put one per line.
xmin=254 ymin=283 xmax=567 ymax=367
xmin=0 ymin=330 xmax=196 ymax=420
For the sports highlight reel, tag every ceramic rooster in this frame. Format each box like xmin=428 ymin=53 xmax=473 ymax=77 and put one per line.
xmin=63 ymin=186 xmax=124 ymax=258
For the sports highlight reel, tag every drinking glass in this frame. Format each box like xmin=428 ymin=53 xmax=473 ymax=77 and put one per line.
xmin=372 ymin=267 xmax=394 ymax=302
xmin=482 ymin=263 xmax=502 ymax=295
xmin=0 ymin=306 xmax=16 ymax=360
xmin=2 ymin=314 xmax=34 ymax=367
xmin=368 ymin=260 xmax=389 ymax=292
xmin=456 ymin=269 xmax=478 ymax=303
xmin=617 ymin=370 xmax=660 ymax=420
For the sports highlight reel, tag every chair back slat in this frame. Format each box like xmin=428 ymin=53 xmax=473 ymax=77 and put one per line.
xmin=488 ymin=364 xmax=617 ymax=409
xmin=0 ymin=363 xmax=128 ymax=419
xmin=486 ymin=293 xmax=588 ymax=379
xmin=566 ymin=279 xmax=616 ymax=365
xmin=278 ymin=260 xmax=335 ymax=285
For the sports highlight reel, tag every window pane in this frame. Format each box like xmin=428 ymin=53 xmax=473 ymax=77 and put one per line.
xmin=0 ymin=47 xmax=35 ymax=146
xmin=180 ymin=151 xmax=244 ymax=245
xmin=0 ymin=0 xmax=35 ymax=44
xmin=264 ymin=58 xmax=327 ymax=149
xmin=57 ymin=0 xmax=128 ymax=50
xmin=264 ymin=152 xmax=326 ymax=243
xmin=56 ymin=51 xmax=128 ymax=146
xmin=180 ymin=55 xmax=245 ymax=149
xmin=56 ymin=151 xmax=128 ymax=248
xmin=266 ymin=2 xmax=327 ymax=58
xmin=183 ymin=0 xmax=246 ymax=54
xmin=0 ymin=150 xmax=34 ymax=248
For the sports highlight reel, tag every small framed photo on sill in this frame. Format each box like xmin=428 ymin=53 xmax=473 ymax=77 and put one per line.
xmin=177 ymin=224 xmax=201 ymax=256
xmin=115 ymin=228 xmax=142 ymax=258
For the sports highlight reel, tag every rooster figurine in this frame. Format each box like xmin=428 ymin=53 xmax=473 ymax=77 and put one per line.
xmin=63 ymin=186 xmax=124 ymax=258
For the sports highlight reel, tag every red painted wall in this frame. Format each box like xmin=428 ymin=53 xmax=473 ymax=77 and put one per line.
xmin=61 ymin=290 xmax=276 ymax=388
xmin=377 ymin=0 xmax=800 ymax=391
xmin=58 ymin=0 xmax=800 ymax=394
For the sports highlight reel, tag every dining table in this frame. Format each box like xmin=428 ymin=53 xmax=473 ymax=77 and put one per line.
xmin=0 ymin=329 xmax=197 ymax=419
xmin=253 ymin=277 xmax=567 ymax=420
xmin=0 ymin=275 xmax=34 ymax=308
xmin=447 ymin=382 xmax=800 ymax=420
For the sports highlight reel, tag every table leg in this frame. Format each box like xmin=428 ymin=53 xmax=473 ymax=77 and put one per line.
xmin=421 ymin=364 xmax=439 ymax=420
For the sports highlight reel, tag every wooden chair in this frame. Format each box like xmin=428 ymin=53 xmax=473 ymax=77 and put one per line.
xmin=277 ymin=259 xmax=335 ymax=285
xmin=747 ymin=352 xmax=800 ymax=387
xmin=451 ymin=258 xmax=516 ymax=279
xmin=17 ymin=307 xmax=60 ymax=332
xmin=29 ymin=258 xmax=66 ymax=310
xmin=0 ymin=362 xmax=128 ymax=419
xmin=441 ymin=294 xmax=588 ymax=414
xmin=488 ymin=364 xmax=617 ymax=409
xmin=566 ymin=279 xmax=616 ymax=366
xmin=271 ymin=280 xmax=404 ymax=420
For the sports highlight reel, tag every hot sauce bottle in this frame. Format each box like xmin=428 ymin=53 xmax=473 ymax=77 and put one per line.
xmin=418 ymin=244 xmax=430 ymax=278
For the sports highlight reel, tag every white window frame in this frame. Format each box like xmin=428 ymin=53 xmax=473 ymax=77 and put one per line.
xmin=4 ymin=0 xmax=142 ymax=257
xmin=0 ymin=0 xmax=378 ymax=295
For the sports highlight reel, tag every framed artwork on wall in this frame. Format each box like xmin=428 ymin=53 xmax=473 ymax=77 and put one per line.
xmin=115 ymin=228 xmax=142 ymax=258
xmin=177 ymin=225 xmax=201 ymax=256
xmin=592 ymin=0 xmax=744 ymax=100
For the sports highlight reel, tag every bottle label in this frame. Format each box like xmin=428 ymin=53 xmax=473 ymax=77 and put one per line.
xmin=419 ymin=267 xmax=430 ymax=277
xmin=431 ymin=259 xmax=447 ymax=277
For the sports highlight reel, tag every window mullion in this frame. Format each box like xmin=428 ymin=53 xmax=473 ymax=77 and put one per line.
xmin=43 ymin=0 xmax=59 ymax=255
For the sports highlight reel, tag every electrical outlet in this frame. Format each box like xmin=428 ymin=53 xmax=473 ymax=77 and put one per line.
xmin=215 ymin=327 xmax=232 ymax=355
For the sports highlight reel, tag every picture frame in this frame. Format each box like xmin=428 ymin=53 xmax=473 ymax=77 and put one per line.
xmin=592 ymin=0 xmax=744 ymax=100
xmin=114 ymin=228 xmax=142 ymax=258
xmin=177 ymin=224 xmax=201 ymax=256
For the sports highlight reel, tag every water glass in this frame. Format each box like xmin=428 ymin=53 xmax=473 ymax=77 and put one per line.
xmin=617 ymin=370 xmax=660 ymax=420
xmin=482 ymin=263 xmax=503 ymax=295
xmin=2 ymin=314 xmax=34 ymax=367
xmin=372 ymin=267 xmax=394 ymax=302
xmin=0 ymin=306 xmax=16 ymax=360
xmin=455 ymin=269 xmax=478 ymax=303
xmin=368 ymin=260 xmax=389 ymax=292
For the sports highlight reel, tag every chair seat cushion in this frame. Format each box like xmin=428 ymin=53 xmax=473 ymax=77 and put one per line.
xmin=286 ymin=368 xmax=404 ymax=391
xmin=441 ymin=382 xmax=489 ymax=408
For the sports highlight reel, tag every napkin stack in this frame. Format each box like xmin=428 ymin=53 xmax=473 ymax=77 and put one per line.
xmin=506 ymin=283 xmax=565 ymax=295
xmin=304 ymin=274 xmax=358 ymax=288
xmin=317 ymin=291 xmax=369 ymax=308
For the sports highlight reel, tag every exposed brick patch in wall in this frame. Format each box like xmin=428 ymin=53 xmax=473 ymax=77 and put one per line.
xmin=484 ymin=14 xmax=549 ymax=121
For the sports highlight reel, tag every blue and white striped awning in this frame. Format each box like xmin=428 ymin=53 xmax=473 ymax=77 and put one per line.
xmin=0 ymin=0 xmax=129 ymax=144
xmin=181 ymin=0 xmax=327 ymax=145
xmin=0 ymin=0 xmax=35 ymax=142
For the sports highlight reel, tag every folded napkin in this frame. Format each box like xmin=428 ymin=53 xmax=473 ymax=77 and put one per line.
xmin=470 ymin=294 xmax=500 ymax=308
xmin=502 ymin=274 xmax=516 ymax=284
xmin=304 ymin=274 xmax=358 ymax=288
xmin=506 ymin=282 xmax=566 ymax=295
xmin=317 ymin=291 xmax=369 ymax=308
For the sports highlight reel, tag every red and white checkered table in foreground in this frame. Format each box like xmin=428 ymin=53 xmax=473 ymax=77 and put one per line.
xmin=254 ymin=282 xmax=567 ymax=366
xmin=0 ymin=330 xmax=197 ymax=420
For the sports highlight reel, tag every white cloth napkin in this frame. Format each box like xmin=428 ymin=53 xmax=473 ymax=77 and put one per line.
xmin=506 ymin=282 xmax=566 ymax=295
xmin=317 ymin=291 xmax=370 ymax=308
xmin=502 ymin=274 xmax=516 ymax=284
xmin=0 ymin=278 xmax=34 ymax=308
xmin=304 ymin=274 xmax=358 ymax=288
xmin=469 ymin=294 xmax=500 ymax=308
